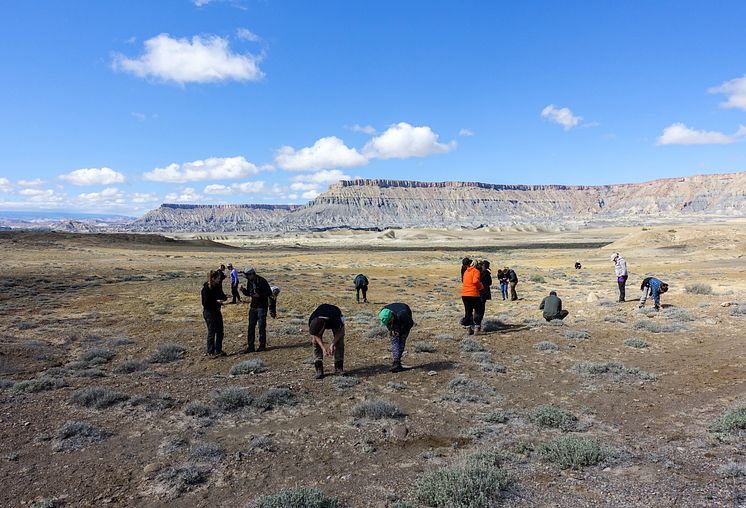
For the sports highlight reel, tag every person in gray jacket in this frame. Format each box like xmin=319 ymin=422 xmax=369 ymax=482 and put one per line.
xmin=539 ymin=291 xmax=569 ymax=321
xmin=611 ymin=253 xmax=628 ymax=302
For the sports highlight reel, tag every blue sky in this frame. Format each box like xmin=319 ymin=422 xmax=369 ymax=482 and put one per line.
xmin=1 ymin=0 xmax=745 ymax=216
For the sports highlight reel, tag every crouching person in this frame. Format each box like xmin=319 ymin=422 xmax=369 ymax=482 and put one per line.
xmin=308 ymin=304 xmax=345 ymax=379
xmin=539 ymin=291 xmax=569 ymax=322
xmin=379 ymin=303 xmax=414 ymax=373
xmin=639 ymin=277 xmax=668 ymax=311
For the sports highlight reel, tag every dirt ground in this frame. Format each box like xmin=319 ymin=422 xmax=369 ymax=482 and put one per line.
xmin=0 ymin=224 xmax=744 ymax=507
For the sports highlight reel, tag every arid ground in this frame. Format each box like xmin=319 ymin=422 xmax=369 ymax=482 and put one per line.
xmin=1 ymin=223 xmax=745 ymax=507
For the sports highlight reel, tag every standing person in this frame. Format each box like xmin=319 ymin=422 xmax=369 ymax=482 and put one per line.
xmin=228 ymin=263 xmax=241 ymax=304
xmin=478 ymin=260 xmax=492 ymax=323
xmin=460 ymin=257 xmax=471 ymax=280
xmin=461 ymin=259 xmax=484 ymax=335
xmin=354 ymin=274 xmax=369 ymax=303
xmin=217 ymin=264 xmax=227 ymax=285
xmin=379 ymin=303 xmax=414 ymax=373
xmin=639 ymin=277 xmax=668 ymax=311
xmin=240 ymin=267 xmax=272 ymax=353
xmin=497 ymin=268 xmax=509 ymax=301
xmin=269 ymin=285 xmax=281 ymax=319
xmin=507 ymin=267 xmax=519 ymax=301
xmin=539 ymin=291 xmax=569 ymax=321
xmin=308 ymin=304 xmax=346 ymax=379
xmin=611 ymin=253 xmax=628 ymax=302
xmin=201 ymin=270 xmax=227 ymax=357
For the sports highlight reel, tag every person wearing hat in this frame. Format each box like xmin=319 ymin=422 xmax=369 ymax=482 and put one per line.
xmin=269 ymin=285 xmax=281 ymax=319
xmin=639 ymin=277 xmax=668 ymax=311
xmin=379 ymin=303 xmax=414 ymax=373
xmin=308 ymin=304 xmax=346 ymax=379
xmin=240 ymin=266 xmax=273 ymax=353
xmin=611 ymin=253 xmax=628 ymax=302
xmin=539 ymin=291 xmax=569 ymax=321
xmin=228 ymin=263 xmax=241 ymax=304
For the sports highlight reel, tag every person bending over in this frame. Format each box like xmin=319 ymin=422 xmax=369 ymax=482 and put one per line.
xmin=379 ymin=303 xmax=414 ymax=373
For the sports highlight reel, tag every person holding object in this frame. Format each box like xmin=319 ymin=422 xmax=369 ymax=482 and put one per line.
xmin=497 ymin=268 xmax=509 ymax=301
xmin=240 ymin=266 xmax=272 ymax=352
xmin=539 ymin=290 xmax=569 ymax=321
xmin=639 ymin=277 xmax=668 ymax=311
xmin=611 ymin=253 xmax=628 ymax=302
xmin=379 ymin=303 xmax=414 ymax=373
xmin=308 ymin=304 xmax=346 ymax=379
xmin=201 ymin=270 xmax=227 ymax=357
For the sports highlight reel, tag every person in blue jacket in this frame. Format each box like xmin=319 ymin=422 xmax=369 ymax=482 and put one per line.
xmin=639 ymin=277 xmax=669 ymax=311
xmin=379 ymin=303 xmax=414 ymax=373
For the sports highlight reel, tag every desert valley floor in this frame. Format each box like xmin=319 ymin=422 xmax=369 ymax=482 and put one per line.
xmin=0 ymin=222 xmax=745 ymax=507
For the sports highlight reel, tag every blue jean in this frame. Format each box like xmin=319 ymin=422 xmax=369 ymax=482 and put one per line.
xmin=500 ymin=282 xmax=509 ymax=300
xmin=391 ymin=330 xmax=409 ymax=363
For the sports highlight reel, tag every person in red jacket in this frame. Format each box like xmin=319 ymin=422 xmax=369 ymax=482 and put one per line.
xmin=461 ymin=259 xmax=484 ymax=335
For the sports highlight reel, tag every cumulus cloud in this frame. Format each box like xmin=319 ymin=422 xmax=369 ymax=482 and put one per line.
xmin=17 ymin=178 xmax=45 ymax=187
xmin=656 ymin=123 xmax=746 ymax=145
xmin=77 ymin=187 xmax=125 ymax=204
xmin=143 ymin=156 xmax=259 ymax=183
xmin=112 ymin=34 xmax=263 ymax=84
xmin=18 ymin=188 xmax=66 ymax=204
xmin=203 ymin=181 xmax=265 ymax=195
xmin=346 ymin=124 xmax=377 ymax=135
xmin=165 ymin=187 xmax=202 ymax=203
xmin=236 ymin=28 xmax=260 ymax=42
xmin=0 ymin=177 xmax=12 ymax=193
xmin=363 ymin=122 xmax=456 ymax=160
xmin=292 ymin=169 xmax=350 ymax=184
xmin=132 ymin=192 xmax=159 ymax=204
xmin=302 ymin=190 xmax=320 ymax=200
xmin=709 ymin=75 xmax=746 ymax=112
xmin=275 ymin=136 xmax=368 ymax=171
xmin=541 ymin=105 xmax=581 ymax=130
xmin=459 ymin=128 xmax=475 ymax=137
xmin=59 ymin=167 xmax=126 ymax=186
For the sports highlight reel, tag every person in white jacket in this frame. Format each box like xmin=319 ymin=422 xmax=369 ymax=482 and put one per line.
xmin=611 ymin=253 xmax=628 ymax=302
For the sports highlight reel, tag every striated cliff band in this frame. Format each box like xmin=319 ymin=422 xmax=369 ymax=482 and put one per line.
xmin=132 ymin=172 xmax=746 ymax=232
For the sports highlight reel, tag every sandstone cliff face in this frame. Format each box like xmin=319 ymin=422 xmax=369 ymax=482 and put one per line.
xmin=131 ymin=172 xmax=746 ymax=232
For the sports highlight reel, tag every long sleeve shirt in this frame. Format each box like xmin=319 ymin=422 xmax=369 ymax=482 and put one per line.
xmin=384 ymin=303 xmax=414 ymax=336
xmin=230 ymin=268 xmax=238 ymax=286
xmin=201 ymin=283 xmax=227 ymax=312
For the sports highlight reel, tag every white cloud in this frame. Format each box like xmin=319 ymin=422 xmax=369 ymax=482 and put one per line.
xmin=77 ymin=187 xmax=125 ymax=204
xmin=709 ymin=75 xmax=746 ymax=112
xmin=656 ymin=123 xmax=746 ymax=145
xmin=17 ymin=178 xmax=45 ymax=187
xmin=193 ymin=0 xmax=213 ymax=5
xmin=18 ymin=188 xmax=65 ymax=204
xmin=131 ymin=192 xmax=159 ymax=204
xmin=112 ymin=33 xmax=263 ymax=84
xmin=346 ymin=124 xmax=377 ymax=135
xmin=59 ymin=167 xmax=126 ymax=186
xmin=143 ymin=156 xmax=259 ymax=183
xmin=131 ymin=112 xmax=147 ymax=121
xmin=302 ymin=190 xmax=320 ymax=200
xmin=541 ymin=105 xmax=581 ymax=130
xmin=275 ymin=136 xmax=368 ymax=171
xmin=363 ymin=122 xmax=456 ymax=160
xmin=0 ymin=177 xmax=12 ymax=193
xmin=236 ymin=28 xmax=260 ymax=42
xmin=292 ymin=169 xmax=350 ymax=185
xmin=165 ymin=187 xmax=202 ymax=203
xmin=289 ymin=182 xmax=317 ymax=191
xmin=459 ymin=128 xmax=475 ymax=137
xmin=204 ymin=181 xmax=265 ymax=195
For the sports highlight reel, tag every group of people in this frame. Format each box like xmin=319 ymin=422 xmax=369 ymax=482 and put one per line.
xmin=460 ymin=258 xmax=519 ymax=334
xmin=611 ymin=252 xmax=669 ymax=310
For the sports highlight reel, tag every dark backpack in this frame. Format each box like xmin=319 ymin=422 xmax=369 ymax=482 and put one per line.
xmin=354 ymin=274 xmax=368 ymax=287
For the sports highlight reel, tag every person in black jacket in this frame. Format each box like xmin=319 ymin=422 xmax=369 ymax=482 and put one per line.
xmin=201 ymin=270 xmax=227 ymax=357
xmin=240 ymin=266 xmax=272 ymax=353
xmin=507 ymin=267 xmax=519 ymax=301
xmin=476 ymin=260 xmax=492 ymax=328
xmin=308 ymin=304 xmax=346 ymax=379
xmin=379 ymin=303 xmax=414 ymax=373
xmin=354 ymin=274 xmax=369 ymax=303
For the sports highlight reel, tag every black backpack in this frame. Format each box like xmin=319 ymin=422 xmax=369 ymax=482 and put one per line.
xmin=354 ymin=274 xmax=368 ymax=287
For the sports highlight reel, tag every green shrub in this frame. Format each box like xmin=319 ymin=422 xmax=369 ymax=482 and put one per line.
xmin=526 ymin=405 xmax=578 ymax=431
xmin=331 ymin=376 xmax=359 ymax=390
xmin=229 ymin=359 xmax=269 ymax=375
xmin=562 ymin=329 xmax=590 ymax=340
xmin=624 ymin=338 xmax=649 ymax=348
xmin=79 ymin=348 xmax=114 ymax=363
xmin=460 ymin=339 xmax=485 ymax=352
xmin=213 ymin=387 xmax=253 ymax=412
xmin=534 ymin=341 xmax=559 ymax=351
xmin=148 ymin=343 xmax=186 ymax=363
xmin=540 ymin=435 xmax=603 ymax=469
xmin=528 ymin=274 xmax=545 ymax=283
xmin=664 ymin=307 xmax=694 ymax=322
xmin=189 ymin=442 xmax=225 ymax=462
xmin=633 ymin=319 xmax=687 ymax=333
xmin=12 ymin=376 xmax=65 ymax=393
xmin=156 ymin=464 xmax=210 ymax=494
xmin=685 ymin=283 xmax=712 ymax=295
xmin=412 ymin=341 xmax=437 ymax=353
xmin=70 ymin=386 xmax=129 ymax=409
xmin=113 ymin=360 xmax=148 ymax=374
xmin=254 ymin=387 xmax=296 ymax=410
xmin=253 ymin=487 xmax=340 ymax=508
xmin=365 ymin=326 xmax=389 ymax=339
xmin=710 ymin=406 xmax=746 ymax=434
xmin=185 ymin=401 xmax=214 ymax=418
xmin=572 ymin=361 xmax=657 ymax=381
xmin=351 ymin=399 xmax=404 ymax=419
xmin=54 ymin=420 xmax=112 ymax=451
xmin=603 ymin=315 xmax=625 ymax=323
xmin=481 ymin=410 xmax=510 ymax=424
xmin=442 ymin=376 xmax=496 ymax=403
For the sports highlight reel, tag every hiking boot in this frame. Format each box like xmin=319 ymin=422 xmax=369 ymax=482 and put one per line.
xmin=467 ymin=326 xmax=474 ymax=335
xmin=390 ymin=361 xmax=405 ymax=373
xmin=217 ymin=351 xmax=227 ymax=357
xmin=363 ymin=298 xmax=368 ymax=303
xmin=474 ymin=325 xmax=481 ymax=334
xmin=314 ymin=361 xmax=325 ymax=380
xmin=334 ymin=360 xmax=344 ymax=375
xmin=257 ymin=346 xmax=266 ymax=352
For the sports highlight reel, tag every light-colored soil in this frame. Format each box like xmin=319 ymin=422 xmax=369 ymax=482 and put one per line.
xmin=0 ymin=224 xmax=744 ymax=507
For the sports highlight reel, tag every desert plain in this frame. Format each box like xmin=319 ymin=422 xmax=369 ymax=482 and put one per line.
xmin=0 ymin=221 xmax=745 ymax=507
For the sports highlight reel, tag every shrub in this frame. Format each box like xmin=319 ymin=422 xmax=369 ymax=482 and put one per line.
xmin=148 ymin=343 xmax=186 ymax=364
xmin=70 ymin=386 xmax=129 ymax=409
xmin=731 ymin=303 xmax=746 ymax=316
xmin=624 ymin=338 xmax=649 ymax=349
xmin=664 ymin=307 xmax=694 ymax=322
xmin=480 ymin=319 xmax=505 ymax=332
xmin=185 ymin=401 xmax=214 ymax=418
xmin=470 ymin=352 xmax=492 ymax=363
xmin=572 ymin=361 xmax=657 ymax=381
xmin=562 ymin=329 xmax=590 ymax=340
xmin=443 ymin=376 xmax=495 ymax=403
xmin=54 ymin=420 xmax=112 ymax=451
xmin=534 ymin=341 xmax=559 ymax=351
xmin=130 ymin=393 xmax=177 ymax=411
xmin=189 ymin=442 xmax=225 ymax=463
xmin=365 ymin=326 xmax=389 ymax=339
xmin=351 ymin=399 xmax=404 ymax=419
xmin=386 ymin=381 xmax=406 ymax=391
xmin=253 ymin=487 xmax=340 ymax=508
xmin=434 ymin=333 xmax=454 ymax=340
xmin=460 ymin=339 xmax=485 ymax=352
xmin=710 ymin=406 xmax=746 ymax=434
xmin=716 ymin=462 xmax=746 ymax=478
xmin=412 ymin=341 xmax=436 ymax=353
xmin=633 ymin=319 xmax=687 ymax=333
xmin=254 ymin=387 xmax=296 ymax=410
xmin=526 ymin=405 xmax=578 ymax=431
xmin=481 ymin=410 xmax=510 ymax=424
xmin=113 ymin=360 xmax=148 ymax=374
xmin=331 ymin=376 xmax=359 ymax=390
xmin=603 ymin=315 xmax=625 ymax=323
xmin=229 ymin=359 xmax=269 ymax=375
xmin=685 ymin=283 xmax=712 ymax=295
xmin=540 ymin=435 xmax=603 ymax=470
xmin=247 ymin=435 xmax=275 ymax=453
xmin=160 ymin=435 xmax=190 ymax=455
xmin=414 ymin=448 xmax=510 ymax=508
xmin=479 ymin=363 xmax=507 ymax=374
xmin=79 ymin=348 xmax=114 ymax=363
xmin=156 ymin=464 xmax=210 ymax=494
xmin=12 ymin=376 xmax=65 ymax=393
xmin=528 ymin=274 xmax=545 ymax=283
xmin=0 ymin=378 xmax=14 ymax=389
xmin=31 ymin=498 xmax=65 ymax=508
xmin=213 ymin=387 xmax=253 ymax=412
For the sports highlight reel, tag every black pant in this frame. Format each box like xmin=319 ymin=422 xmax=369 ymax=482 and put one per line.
xmin=248 ymin=307 xmax=267 ymax=350
xmin=231 ymin=284 xmax=241 ymax=303
xmin=617 ymin=276 xmax=627 ymax=302
xmin=356 ymin=285 xmax=368 ymax=302
xmin=544 ymin=310 xmax=569 ymax=321
xmin=203 ymin=309 xmax=224 ymax=354
xmin=462 ymin=296 xmax=482 ymax=327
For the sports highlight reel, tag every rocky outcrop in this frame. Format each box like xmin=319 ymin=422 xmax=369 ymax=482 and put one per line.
xmin=132 ymin=204 xmax=299 ymax=232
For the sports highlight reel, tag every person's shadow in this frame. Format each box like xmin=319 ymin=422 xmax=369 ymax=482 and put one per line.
xmin=345 ymin=360 xmax=457 ymax=378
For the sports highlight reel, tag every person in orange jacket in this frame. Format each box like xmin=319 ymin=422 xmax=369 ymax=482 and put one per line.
xmin=461 ymin=258 xmax=485 ymax=335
